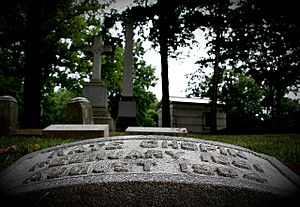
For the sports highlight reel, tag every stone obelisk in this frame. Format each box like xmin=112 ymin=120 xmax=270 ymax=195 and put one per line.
xmin=117 ymin=19 xmax=137 ymax=131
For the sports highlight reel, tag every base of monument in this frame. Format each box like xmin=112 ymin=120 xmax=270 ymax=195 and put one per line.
xmin=94 ymin=117 xmax=115 ymax=132
xmin=116 ymin=116 xmax=138 ymax=132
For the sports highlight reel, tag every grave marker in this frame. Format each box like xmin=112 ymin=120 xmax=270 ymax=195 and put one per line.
xmin=82 ymin=35 xmax=114 ymax=130
xmin=0 ymin=136 xmax=299 ymax=206
xmin=67 ymin=97 xmax=93 ymax=124
xmin=126 ymin=127 xmax=188 ymax=136
xmin=0 ymin=96 xmax=18 ymax=135
xmin=42 ymin=124 xmax=109 ymax=139
xmin=117 ymin=18 xmax=137 ymax=130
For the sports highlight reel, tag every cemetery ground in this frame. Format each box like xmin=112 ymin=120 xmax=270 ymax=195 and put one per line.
xmin=0 ymin=131 xmax=299 ymax=176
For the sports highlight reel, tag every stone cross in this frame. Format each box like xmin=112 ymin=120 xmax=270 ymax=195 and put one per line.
xmin=122 ymin=20 xmax=134 ymax=97
xmin=84 ymin=36 xmax=112 ymax=82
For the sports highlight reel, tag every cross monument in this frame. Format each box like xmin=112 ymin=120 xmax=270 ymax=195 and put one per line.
xmin=82 ymin=35 xmax=114 ymax=131
xmin=84 ymin=36 xmax=112 ymax=82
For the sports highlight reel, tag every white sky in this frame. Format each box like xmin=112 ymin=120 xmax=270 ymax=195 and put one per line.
xmin=108 ymin=0 xmax=210 ymax=100
xmin=142 ymin=30 xmax=209 ymax=100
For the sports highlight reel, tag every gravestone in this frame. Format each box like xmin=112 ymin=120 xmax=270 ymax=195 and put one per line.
xmin=42 ymin=124 xmax=109 ymax=139
xmin=82 ymin=35 xmax=114 ymax=131
xmin=67 ymin=97 xmax=93 ymax=124
xmin=126 ymin=127 xmax=188 ymax=136
xmin=0 ymin=136 xmax=299 ymax=207
xmin=0 ymin=95 xmax=18 ymax=135
xmin=117 ymin=18 xmax=137 ymax=131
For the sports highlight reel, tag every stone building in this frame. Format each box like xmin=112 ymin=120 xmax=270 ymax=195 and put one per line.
xmin=158 ymin=96 xmax=226 ymax=133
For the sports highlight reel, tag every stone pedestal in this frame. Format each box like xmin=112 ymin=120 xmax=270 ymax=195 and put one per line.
xmin=0 ymin=96 xmax=18 ymax=135
xmin=67 ymin=97 xmax=93 ymax=124
xmin=82 ymin=81 xmax=114 ymax=131
xmin=116 ymin=97 xmax=137 ymax=131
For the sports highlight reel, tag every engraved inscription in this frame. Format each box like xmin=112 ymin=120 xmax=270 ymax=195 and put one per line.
xmin=23 ymin=139 xmax=269 ymax=185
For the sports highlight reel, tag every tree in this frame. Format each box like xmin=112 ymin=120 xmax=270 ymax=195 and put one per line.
xmin=122 ymin=0 xmax=195 ymax=127
xmin=0 ymin=0 xmax=113 ymax=128
xmin=227 ymin=0 xmax=300 ymax=119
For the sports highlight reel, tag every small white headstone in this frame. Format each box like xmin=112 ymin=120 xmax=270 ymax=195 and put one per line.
xmin=125 ymin=127 xmax=188 ymax=136
xmin=42 ymin=124 xmax=109 ymax=139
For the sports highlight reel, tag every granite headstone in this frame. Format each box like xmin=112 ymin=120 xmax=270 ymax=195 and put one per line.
xmin=0 ymin=95 xmax=18 ymax=135
xmin=0 ymin=136 xmax=299 ymax=207
xmin=67 ymin=97 xmax=93 ymax=124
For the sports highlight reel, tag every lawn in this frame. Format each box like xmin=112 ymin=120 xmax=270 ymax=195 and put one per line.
xmin=0 ymin=133 xmax=299 ymax=176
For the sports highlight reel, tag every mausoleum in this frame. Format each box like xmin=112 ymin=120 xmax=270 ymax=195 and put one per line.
xmin=158 ymin=96 xmax=227 ymax=133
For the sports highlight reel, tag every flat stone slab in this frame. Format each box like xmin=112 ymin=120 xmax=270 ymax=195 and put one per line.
xmin=0 ymin=136 xmax=299 ymax=206
xmin=42 ymin=124 xmax=109 ymax=139
xmin=126 ymin=127 xmax=188 ymax=136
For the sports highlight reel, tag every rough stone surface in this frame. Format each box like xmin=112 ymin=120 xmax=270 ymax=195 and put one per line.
xmin=126 ymin=127 xmax=188 ymax=136
xmin=0 ymin=95 xmax=18 ymax=135
xmin=0 ymin=136 xmax=299 ymax=207
xmin=67 ymin=97 xmax=93 ymax=124
xmin=42 ymin=124 xmax=109 ymax=139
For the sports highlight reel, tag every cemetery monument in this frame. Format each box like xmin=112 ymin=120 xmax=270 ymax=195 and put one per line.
xmin=82 ymin=35 xmax=114 ymax=131
xmin=0 ymin=135 xmax=299 ymax=206
xmin=0 ymin=95 xmax=18 ymax=135
xmin=117 ymin=19 xmax=137 ymax=130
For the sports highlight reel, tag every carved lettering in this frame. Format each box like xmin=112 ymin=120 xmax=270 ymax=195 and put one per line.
xmin=236 ymin=151 xmax=247 ymax=160
xmin=22 ymin=138 xmax=274 ymax=186
xmin=232 ymin=160 xmax=251 ymax=170
xmin=47 ymin=167 xmax=67 ymax=179
xmin=192 ymin=164 xmax=215 ymax=175
xmin=137 ymin=160 xmax=157 ymax=171
xmin=243 ymin=172 xmax=267 ymax=183
xmin=212 ymin=155 xmax=230 ymax=166
xmin=179 ymin=162 xmax=188 ymax=173
xmin=125 ymin=150 xmax=144 ymax=159
xmin=200 ymin=144 xmax=216 ymax=152
xmin=105 ymin=142 xmax=124 ymax=150
xmin=29 ymin=160 xmax=50 ymax=172
xmin=68 ymin=164 xmax=89 ymax=176
xmin=216 ymin=167 xmax=238 ymax=178
xmin=145 ymin=150 xmax=163 ymax=159
xmin=23 ymin=172 xmax=42 ymax=184
xmin=181 ymin=142 xmax=198 ymax=151
xmin=107 ymin=151 xmax=124 ymax=159
xmin=57 ymin=149 xmax=65 ymax=156
xmin=112 ymin=162 xmax=131 ymax=172
xmin=200 ymin=154 xmax=211 ymax=162
xmin=162 ymin=140 xmax=179 ymax=149
xmin=94 ymin=150 xmax=107 ymax=160
xmin=92 ymin=163 xmax=109 ymax=173
xmin=253 ymin=164 xmax=264 ymax=173
xmin=69 ymin=154 xmax=85 ymax=164
xmin=140 ymin=140 xmax=158 ymax=148
xmin=73 ymin=146 xmax=85 ymax=154
xmin=165 ymin=151 xmax=184 ymax=160
xmin=49 ymin=157 xmax=69 ymax=167
xmin=219 ymin=147 xmax=228 ymax=156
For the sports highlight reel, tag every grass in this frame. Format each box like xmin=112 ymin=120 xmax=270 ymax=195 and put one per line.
xmin=0 ymin=133 xmax=299 ymax=175
xmin=189 ymin=134 xmax=300 ymax=173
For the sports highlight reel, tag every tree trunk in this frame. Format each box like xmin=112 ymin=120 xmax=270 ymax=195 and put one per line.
xmin=23 ymin=0 xmax=44 ymax=128
xmin=211 ymin=28 xmax=221 ymax=134
xmin=158 ymin=0 xmax=171 ymax=127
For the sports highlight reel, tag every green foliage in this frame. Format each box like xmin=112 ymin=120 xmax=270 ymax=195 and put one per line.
xmin=41 ymin=88 xmax=80 ymax=127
